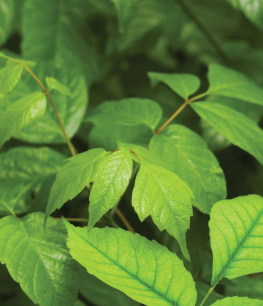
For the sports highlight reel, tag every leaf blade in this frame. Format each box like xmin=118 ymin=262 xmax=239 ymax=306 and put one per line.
xmin=0 ymin=65 xmax=23 ymax=99
xmin=211 ymin=296 xmax=263 ymax=306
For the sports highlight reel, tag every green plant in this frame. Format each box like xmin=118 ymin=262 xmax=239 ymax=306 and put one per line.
xmin=0 ymin=1 xmax=262 ymax=305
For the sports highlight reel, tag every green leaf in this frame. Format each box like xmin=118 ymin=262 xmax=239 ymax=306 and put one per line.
xmin=46 ymin=148 xmax=108 ymax=218
xmin=87 ymin=98 xmax=162 ymax=131
xmin=0 ymin=92 xmax=47 ymax=148
xmin=88 ymin=149 xmax=133 ymax=230
xmin=45 ymin=76 xmax=71 ymax=96
xmin=210 ymin=195 xmax=263 ymax=286
xmin=0 ymin=213 xmax=78 ymax=306
xmin=191 ymin=102 xmax=263 ymax=165
xmin=0 ymin=65 xmax=23 ymax=99
xmin=150 ymin=125 xmax=226 ymax=214
xmin=132 ymin=161 xmax=194 ymax=260
xmin=0 ymin=184 xmax=22 ymax=216
xmin=211 ymin=296 xmax=263 ymax=306
xmin=206 ymin=64 xmax=263 ymax=106
xmin=64 ymin=222 xmax=197 ymax=306
xmin=148 ymin=72 xmax=200 ymax=100
xmin=0 ymin=147 xmax=65 ymax=213
xmin=0 ymin=0 xmax=15 ymax=45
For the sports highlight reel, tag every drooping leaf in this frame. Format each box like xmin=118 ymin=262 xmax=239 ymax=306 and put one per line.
xmin=46 ymin=148 xmax=108 ymax=218
xmin=87 ymin=98 xmax=162 ymax=132
xmin=88 ymin=149 xmax=133 ymax=230
xmin=0 ymin=92 xmax=47 ymax=148
xmin=210 ymin=195 xmax=263 ymax=286
xmin=206 ymin=64 xmax=263 ymax=106
xmin=0 ymin=64 xmax=23 ymax=99
xmin=0 ymin=213 xmax=78 ymax=306
xmin=191 ymin=102 xmax=263 ymax=165
xmin=64 ymin=222 xmax=197 ymax=306
xmin=148 ymin=72 xmax=200 ymax=100
xmin=45 ymin=76 xmax=71 ymax=96
xmin=150 ymin=125 xmax=226 ymax=214
xmin=132 ymin=161 xmax=194 ymax=260
xmin=211 ymin=296 xmax=263 ymax=306
xmin=0 ymin=147 xmax=65 ymax=213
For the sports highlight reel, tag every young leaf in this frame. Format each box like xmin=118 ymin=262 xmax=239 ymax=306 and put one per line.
xmin=88 ymin=149 xmax=133 ymax=230
xmin=132 ymin=161 xmax=194 ymax=260
xmin=87 ymin=98 xmax=162 ymax=131
xmin=0 ymin=64 xmax=23 ymax=99
xmin=45 ymin=76 xmax=71 ymax=96
xmin=148 ymin=72 xmax=200 ymax=100
xmin=0 ymin=213 xmax=78 ymax=306
xmin=46 ymin=149 xmax=108 ymax=218
xmin=210 ymin=195 xmax=263 ymax=286
xmin=64 ymin=222 xmax=197 ymax=306
xmin=0 ymin=92 xmax=47 ymax=148
xmin=150 ymin=125 xmax=226 ymax=214
xmin=191 ymin=102 xmax=263 ymax=165
xmin=211 ymin=296 xmax=263 ymax=306
xmin=206 ymin=64 xmax=263 ymax=106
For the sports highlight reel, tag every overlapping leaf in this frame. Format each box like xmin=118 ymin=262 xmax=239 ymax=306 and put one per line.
xmin=46 ymin=148 xmax=108 ymax=218
xmin=64 ymin=222 xmax=197 ymax=306
xmin=191 ymin=102 xmax=263 ymax=165
xmin=45 ymin=77 xmax=71 ymax=96
xmin=0 ymin=213 xmax=78 ymax=306
xmin=88 ymin=149 xmax=133 ymax=230
xmin=210 ymin=195 xmax=263 ymax=286
xmin=0 ymin=64 xmax=23 ymax=99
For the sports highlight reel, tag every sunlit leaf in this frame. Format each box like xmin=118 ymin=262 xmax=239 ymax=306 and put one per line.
xmin=211 ymin=296 xmax=263 ymax=305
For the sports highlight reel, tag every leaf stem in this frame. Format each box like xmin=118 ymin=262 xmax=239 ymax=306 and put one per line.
xmin=155 ymin=92 xmax=206 ymax=134
xmin=175 ymin=0 xmax=229 ymax=63
xmin=116 ymin=209 xmax=135 ymax=233
xmin=199 ymin=283 xmax=217 ymax=306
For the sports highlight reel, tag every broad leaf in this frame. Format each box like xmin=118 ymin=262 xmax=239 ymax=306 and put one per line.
xmin=0 ymin=213 xmax=78 ymax=306
xmin=191 ymin=102 xmax=263 ymax=165
xmin=46 ymin=76 xmax=71 ymax=96
xmin=88 ymin=149 xmax=133 ymax=230
xmin=0 ymin=147 xmax=65 ymax=213
xmin=87 ymin=98 xmax=162 ymax=131
xmin=148 ymin=72 xmax=200 ymax=100
xmin=0 ymin=92 xmax=47 ymax=148
xmin=64 ymin=222 xmax=197 ymax=306
xmin=0 ymin=64 xmax=23 ymax=99
xmin=211 ymin=296 xmax=263 ymax=306
xmin=206 ymin=64 xmax=263 ymax=106
xmin=132 ymin=161 xmax=194 ymax=260
xmin=46 ymin=148 xmax=108 ymax=218
xmin=150 ymin=125 xmax=226 ymax=214
xmin=210 ymin=195 xmax=263 ymax=286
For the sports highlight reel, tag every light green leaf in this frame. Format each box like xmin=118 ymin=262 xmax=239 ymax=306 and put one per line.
xmin=88 ymin=149 xmax=133 ymax=230
xmin=64 ymin=222 xmax=197 ymax=306
xmin=191 ymin=102 xmax=263 ymax=165
xmin=0 ymin=147 xmax=65 ymax=213
xmin=150 ymin=125 xmax=226 ymax=214
xmin=210 ymin=195 xmax=263 ymax=286
xmin=0 ymin=184 xmax=22 ymax=216
xmin=0 ymin=65 xmax=23 ymax=99
xmin=46 ymin=148 xmax=108 ymax=218
xmin=0 ymin=0 xmax=15 ymax=45
xmin=211 ymin=296 xmax=263 ymax=306
xmin=0 ymin=213 xmax=78 ymax=306
xmin=46 ymin=76 xmax=71 ymax=96
xmin=148 ymin=72 xmax=200 ymax=100
xmin=87 ymin=98 xmax=162 ymax=131
xmin=206 ymin=64 xmax=263 ymax=106
xmin=132 ymin=161 xmax=194 ymax=260
xmin=0 ymin=92 xmax=47 ymax=148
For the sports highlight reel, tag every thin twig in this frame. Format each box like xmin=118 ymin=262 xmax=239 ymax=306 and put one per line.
xmin=116 ymin=209 xmax=135 ymax=233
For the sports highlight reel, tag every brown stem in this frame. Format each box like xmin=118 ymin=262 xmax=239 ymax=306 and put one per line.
xmin=116 ymin=209 xmax=135 ymax=233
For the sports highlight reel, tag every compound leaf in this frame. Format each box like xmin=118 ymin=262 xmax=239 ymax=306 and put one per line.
xmin=191 ymin=102 xmax=263 ymax=165
xmin=0 ymin=64 xmax=23 ymax=99
xmin=132 ymin=161 xmax=194 ymax=260
xmin=210 ymin=195 xmax=263 ymax=286
xmin=46 ymin=148 xmax=108 ymax=218
xmin=206 ymin=64 xmax=263 ymax=106
xmin=211 ymin=296 xmax=263 ymax=306
xmin=0 ymin=92 xmax=47 ymax=148
xmin=150 ymin=125 xmax=226 ymax=214
xmin=148 ymin=72 xmax=200 ymax=100
xmin=64 ymin=222 xmax=197 ymax=306
xmin=0 ymin=213 xmax=78 ymax=306
xmin=88 ymin=149 xmax=133 ymax=230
